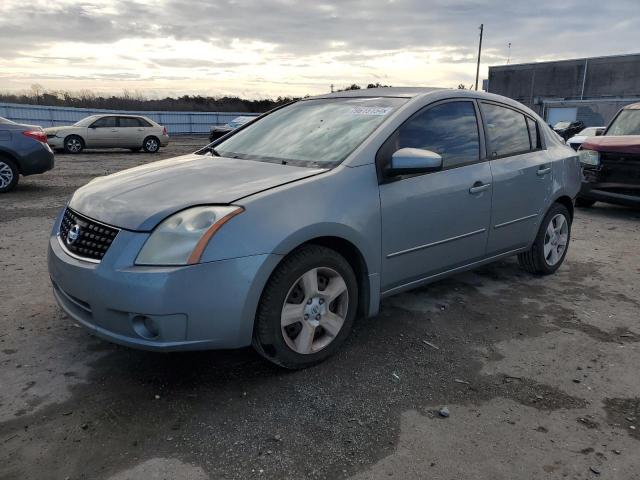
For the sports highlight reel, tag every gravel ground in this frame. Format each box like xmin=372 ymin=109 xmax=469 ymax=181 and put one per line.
xmin=1 ymin=137 xmax=639 ymax=480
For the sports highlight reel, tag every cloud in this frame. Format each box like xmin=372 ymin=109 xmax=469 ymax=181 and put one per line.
xmin=0 ymin=0 xmax=639 ymax=97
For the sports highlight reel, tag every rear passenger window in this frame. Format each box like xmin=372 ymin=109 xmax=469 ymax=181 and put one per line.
xmin=481 ymin=103 xmax=531 ymax=157
xmin=390 ymin=101 xmax=480 ymax=169
xmin=119 ymin=117 xmax=142 ymax=127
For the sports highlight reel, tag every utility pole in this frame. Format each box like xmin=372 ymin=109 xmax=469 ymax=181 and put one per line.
xmin=475 ymin=24 xmax=484 ymax=91
xmin=330 ymin=84 xmax=334 ymax=93
xmin=507 ymin=42 xmax=511 ymax=64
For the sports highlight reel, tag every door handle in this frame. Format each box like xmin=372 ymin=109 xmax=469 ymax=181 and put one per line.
xmin=469 ymin=182 xmax=491 ymax=194
xmin=537 ymin=166 xmax=551 ymax=176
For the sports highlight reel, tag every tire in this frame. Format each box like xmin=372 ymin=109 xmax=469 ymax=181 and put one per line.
xmin=518 ymin=203 xmax=571 ymax=275
xmin=253 ymin=245 xmax=358 ymax=369
xmin=143 ymin=136 xmax=160 ymax=153
xmin=576 ymin=196 xmax=596 ymax=208
xmin=0 ymin=156 xmax=19 ymax=193
xmin=130 ymin=147 xmax=141 ymax=153
xmin=64 ymin=135 xmax=84 ymax=154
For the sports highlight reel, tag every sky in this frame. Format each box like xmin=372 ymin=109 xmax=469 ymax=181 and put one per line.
xmin=1 ymin=0 xmax=639 ymax=99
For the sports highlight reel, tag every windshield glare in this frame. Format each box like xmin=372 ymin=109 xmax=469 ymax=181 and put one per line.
xmin=215 ymin=97 xmax=407 ymax=166
xmin=607 ymin=110 xmax=640 ymax=136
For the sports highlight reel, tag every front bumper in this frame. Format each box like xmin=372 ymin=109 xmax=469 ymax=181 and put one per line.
xmin=47 ymin=210 xmax=281 ymax=351
xmin=47 ymin=136 xmax=64 ymax=149
xmin=579 ymin=182 xmax=640 ymax=206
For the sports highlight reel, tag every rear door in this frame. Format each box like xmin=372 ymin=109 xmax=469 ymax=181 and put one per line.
xmin=481 ymin=102 xmax=553 ymax=254
xmin=378 ymin=99 xmax=493 ymax=293
xmin=86 ymin=116 xmax=119 ymax=147
xmin=117 ymin=117 xmax=146 ymax=147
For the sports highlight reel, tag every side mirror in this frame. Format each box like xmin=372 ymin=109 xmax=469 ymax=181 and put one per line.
xmin=595 ymin=130 xmax=603 ymax=136
xmin=89 ymin=125 xmax=97 ymax=129
xmin=387 ymin=148 xmax=443 ymax=176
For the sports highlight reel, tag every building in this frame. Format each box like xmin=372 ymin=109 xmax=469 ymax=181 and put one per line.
xmin=486 ymin=53 xmax=640 ymax=127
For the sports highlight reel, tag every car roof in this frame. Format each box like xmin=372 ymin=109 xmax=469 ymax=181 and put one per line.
xmin=307 ymin=87 xmax=539 ymax=114
xmin=623 ymin=102 xmax=640 ymax=110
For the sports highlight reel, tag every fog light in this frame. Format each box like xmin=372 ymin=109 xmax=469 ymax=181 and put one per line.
xmin=132 ymin=315 xmax=160 ymax=339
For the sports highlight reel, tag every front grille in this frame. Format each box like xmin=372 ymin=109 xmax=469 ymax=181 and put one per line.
xmin=59 ymin=208 xmax=119 ymax=261
xmin=598 ymin=152 xmax=640 ymax=185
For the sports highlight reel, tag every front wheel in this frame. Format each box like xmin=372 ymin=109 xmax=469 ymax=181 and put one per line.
xmin=143 ymin=136 xmax=160 ymax=153
xmin=253 ymin=245 xmax=358 ymax=369
xmin=518 ymin=203 xmax=571 ymax=275
xmin=64 ymin=135 xmax=84 ymax=154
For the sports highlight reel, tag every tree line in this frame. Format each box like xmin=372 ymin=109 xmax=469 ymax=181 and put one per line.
xmin=0 ymin=83 xmax=394 ymax=112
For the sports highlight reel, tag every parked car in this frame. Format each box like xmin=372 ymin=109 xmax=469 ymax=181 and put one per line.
xmin=44 ymin=114 xmax=169 ymax=154
xmin=48 ymin=88 xmax=580 ymax=369
xmin=208 ymin=116 xmax=255 ymax=141
xmin=0 ymin=117 xmax=54 ymax=193
xmin=566 ymin=126 xmax=605 ymax=150
xmin=553 ymin=120 xmax=586 ymax=140
xmin=577 ymin=102 xmax=640 ymax=207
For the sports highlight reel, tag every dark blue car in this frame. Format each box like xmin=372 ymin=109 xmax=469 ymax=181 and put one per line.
xmin=0 ymin=116 xmax=54 ymax=192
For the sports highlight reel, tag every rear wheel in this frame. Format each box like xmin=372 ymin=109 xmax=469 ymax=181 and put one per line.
xmin=143 ymin=136 xmax=160 ymax=153
xmin=253 ymin=245 xmax=358 ymax=369
xmin=0 ymin=157 xmax=19 ymax=193
xmin=64 ymin=135 xmax=84 ymax=154
xmin=518 ymin=203 xmax=571 ymax=275
xmin=576 ymin=196 xmax=596 ymax=208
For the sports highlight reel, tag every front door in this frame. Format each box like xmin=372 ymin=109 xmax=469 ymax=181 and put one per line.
xmin=86 ymin=116 xmax=119 ymax=147
xmin=379 ymin=100 xmax=493 ymax=294
xmin=480 ymin=102 xmax=553 ymax=254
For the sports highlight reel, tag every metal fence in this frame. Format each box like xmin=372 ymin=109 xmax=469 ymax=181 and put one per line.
xmin=0 ymin=102 xmax=259 ymax=135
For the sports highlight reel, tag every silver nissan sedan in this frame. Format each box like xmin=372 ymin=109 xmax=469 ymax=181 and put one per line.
xmin=48 ymin=88 xmax=581 ymax=369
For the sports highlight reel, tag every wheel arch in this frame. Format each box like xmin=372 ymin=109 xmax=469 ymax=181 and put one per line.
xmin=552 ymin=194 xmax=574 ymax=221
xmin=295 ymin=236 xmax=371 ymax=319
xmin=0 ymin=148 xmax=21 ymax=174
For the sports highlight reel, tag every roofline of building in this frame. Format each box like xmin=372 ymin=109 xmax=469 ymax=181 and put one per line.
xmin=489 ymin=52 xmax=640 ymax=71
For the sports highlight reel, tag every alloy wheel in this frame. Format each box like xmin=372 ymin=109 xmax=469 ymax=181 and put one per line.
xmin=66 ymin=138 xmax=82 ymax=153
xmin=543 ymin=213 xmax=569 ymax=266
xmin=0 ymin=161 xmax=14 ymax=189
xmin=145 ymin=138 xmax=159 ymax=152
xmin=280 ymin=267 xmax=349 ymax=355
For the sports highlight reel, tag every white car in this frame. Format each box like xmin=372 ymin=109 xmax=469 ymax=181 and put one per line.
xmin=45 ymin=114 xmax=170 ymax=154
xmin=566 ymin=126 xmax=605 ymax=151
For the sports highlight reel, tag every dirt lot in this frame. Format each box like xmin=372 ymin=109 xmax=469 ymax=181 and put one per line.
xmin=1 ymin=137 xmax=639 ymax=480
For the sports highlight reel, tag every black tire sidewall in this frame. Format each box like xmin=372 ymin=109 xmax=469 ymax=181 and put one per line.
xmin=254 ymin=245 xmax=358 ymax=369
xmin=533 ymin=203 xmax=572 ymax=274
xmin=143 ymin=136 xmax=160 ymax=153
xmin=0 ymin=157 xmax=19 ymax=193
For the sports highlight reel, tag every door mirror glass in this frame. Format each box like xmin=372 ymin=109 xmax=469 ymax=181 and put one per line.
xmin=595 ymin=129 xmax=603 ymax=136
xmin=387 ymin=148 xmax=442 ymax=176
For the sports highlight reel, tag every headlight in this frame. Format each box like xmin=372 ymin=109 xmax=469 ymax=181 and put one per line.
xmin=579 ymin=149 xmax=600 ymax=166
xmin=136 ymin=206 xmax=243 ymax=266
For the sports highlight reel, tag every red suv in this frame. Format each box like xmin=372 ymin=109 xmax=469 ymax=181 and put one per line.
xmin=577 ymin=103 xmax=640 ymax=207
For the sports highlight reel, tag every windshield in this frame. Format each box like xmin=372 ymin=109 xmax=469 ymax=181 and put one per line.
xmin=214 ymin=97 xmax=407 ymax=167
xmin=73 ymin=115 xmax=100 ymax=126
xmin=607 ymin=110 xmax=640 ymax=136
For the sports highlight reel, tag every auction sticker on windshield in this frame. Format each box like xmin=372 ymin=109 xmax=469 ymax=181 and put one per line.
xmin=350 ymin=106 xmax=393 ymax=116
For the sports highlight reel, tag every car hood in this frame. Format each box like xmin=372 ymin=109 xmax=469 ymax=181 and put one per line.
xmin=44 ymin=125 xmax=79 ymax=134
xmin=567 ymin=135 xmax=586 ymax=144
xmin=581 ymin=135 xmax=640 ymax=154
xmin=69 ymin=153 xmax=327 ymax=231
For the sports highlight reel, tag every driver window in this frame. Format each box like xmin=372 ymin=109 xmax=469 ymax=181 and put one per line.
xmin=90 ymin=117 xmax=117 ymax=128
xmin=378 ymin=101 xmax=481 ymax=172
